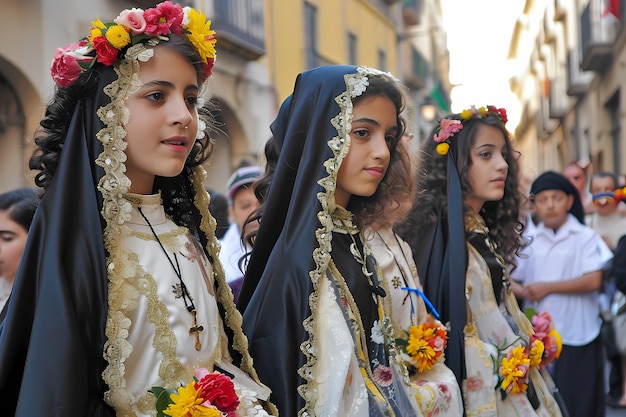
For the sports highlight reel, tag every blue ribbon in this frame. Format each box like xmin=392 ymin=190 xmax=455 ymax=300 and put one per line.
xmin=401 ymin=287 xmax=440 ymax=319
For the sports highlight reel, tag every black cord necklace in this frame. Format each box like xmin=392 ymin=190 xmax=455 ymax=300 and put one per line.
xmin=137 ymin=206 xmax=204 ymax=351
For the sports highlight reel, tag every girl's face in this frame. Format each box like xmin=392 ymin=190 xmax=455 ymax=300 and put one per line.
xmin=465 ymin=124 xmax=509 ymax=213
xmin=335 ymin=95 xmax=398 ymax=208
xmin=124 ymin=45 xmax=200 ymax=194
xmin=0 ymin=210 xmax=28 ymax=283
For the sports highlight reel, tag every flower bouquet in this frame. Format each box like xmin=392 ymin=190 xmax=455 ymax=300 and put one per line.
xmin=525 ymin=307 xmax=562 ymax=367
xmin=494 ymin=343 xmax=531 ymax=398
xmin=492 ymin=309 xmax=562 ymax=399
xmin=395 ymin=315 xmax=448 ymax=374
xmin=150 ymin=368 xmax=240 ymax=417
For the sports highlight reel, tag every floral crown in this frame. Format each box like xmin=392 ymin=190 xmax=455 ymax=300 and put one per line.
xmin=51 ymin=1 xmax=216 ymax=88
xmin=433 ymin=105 xmax=508 ymax=156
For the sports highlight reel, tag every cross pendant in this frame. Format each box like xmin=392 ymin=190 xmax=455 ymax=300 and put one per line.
xmin=188 ymin=309 xmax=204 ymax=351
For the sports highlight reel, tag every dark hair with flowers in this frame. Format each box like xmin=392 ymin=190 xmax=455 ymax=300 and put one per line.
xmin=50 ymin=1 xmax=217 ymax=88
xmin=396 ymin=104 xmax=524 ymax=272
xmin=433 ymin=105 xmax=508 ymax=156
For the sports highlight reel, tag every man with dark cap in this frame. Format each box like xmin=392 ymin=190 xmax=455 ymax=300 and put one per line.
xmin=512 ymin=171 xmax=612 ymax=417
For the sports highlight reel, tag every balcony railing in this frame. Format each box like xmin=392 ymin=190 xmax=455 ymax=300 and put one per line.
xmin=566 ymin=49 xmax=591 ymax=96
xmin=580 ymin=0 xmax=617 ymax=72
xmin=212 ymin=0 xmax=265 ymax=60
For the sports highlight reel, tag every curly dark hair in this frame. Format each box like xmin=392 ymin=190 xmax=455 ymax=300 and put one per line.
xmin=242 ymin=75 xmax=412 ymax=248
xmin=397 ymin=112 xmax=525 ymax=268
xmin=346 ymin=75 xmax=413 ymax=229
xmin=30 ymin=34 xmax=215 ymax=194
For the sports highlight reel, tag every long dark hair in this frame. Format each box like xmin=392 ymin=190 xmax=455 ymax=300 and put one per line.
xmin=397 ymin=112 xmax=525 ymax=267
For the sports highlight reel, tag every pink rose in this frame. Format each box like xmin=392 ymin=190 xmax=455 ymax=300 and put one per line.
xmin=531 ymin=311 xmax=552 ymax=340
xmin=432 ymin=335 xmax=445 ymax=352
xmin=433 ymin=119 xmax=463 ymax=143
xmin=114 ymin=8 xmax=147 ymax=35
xmin=50 ymin=40 xmax=90 ymax=87
xmin=144 ymin=1 xmax=183 ymax=36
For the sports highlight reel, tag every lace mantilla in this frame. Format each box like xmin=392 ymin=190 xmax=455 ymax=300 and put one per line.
xmin=98 ymin=45 xmax=276 ymax=416
xmin=298 ymin=66 xmax=406 ymax=417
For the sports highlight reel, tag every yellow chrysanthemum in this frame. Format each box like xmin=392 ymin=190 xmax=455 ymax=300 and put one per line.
xmin=105 ymin=25 xmax=131 ymax=50
xmin=163 ymin=382 xmax=220 ymax=417
xmin=186 ymin=8 xmax=216 ymax=63
xmin=529 ymin=340 xmax=544 ymax=368
xmin=479 ymin=106 xmax=488 ymax=116
xmin=407 ymin=326 xmax=438 ymax=372
xmin=460 ymin=109 xmax=472 ymax=120
xmin=499 ymin=345 xmax=530 ymax=395
xmin=436 ymin=142 xmax=450 ymax=155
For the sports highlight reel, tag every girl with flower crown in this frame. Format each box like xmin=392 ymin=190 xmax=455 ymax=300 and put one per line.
xmin=237 ymin=65 xmax=428 ymax=417
xmin=0 ymin=2 xmax=276 ymax=416
xmin=395 ymin=106 xmax=564 ymax=416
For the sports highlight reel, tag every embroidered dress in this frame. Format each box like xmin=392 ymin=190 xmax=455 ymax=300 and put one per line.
xmin=238 ymin=65 xmax=424 ymax=416
xmin=462 ymin=216 xmax=562 ymax=417
xmin=368 ymin=228 xmax=463 ymax=417
xmin=105 ymin=193 xmax=271 ymax=416
xmin=0 ymin=18 xmax=276 ymax=415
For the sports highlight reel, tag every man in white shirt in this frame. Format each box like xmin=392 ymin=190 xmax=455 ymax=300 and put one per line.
xmin=218 ymin=166 xmax=262 ymax=301
xmin=513 ymin=171 xmax=612 ymax=417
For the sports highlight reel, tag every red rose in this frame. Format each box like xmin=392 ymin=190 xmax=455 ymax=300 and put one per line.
xmin=497 ymin=108 xmax=508 ymax=124
xmin=195 ymin=371 xmax=240 ymax=414
xmin=200 ymin=58 xmax=214 ymax=82
xmin=50 ymin=40 xmax=90 ymax=87
xmin=92 ymin=36 xmax=119 ymax=66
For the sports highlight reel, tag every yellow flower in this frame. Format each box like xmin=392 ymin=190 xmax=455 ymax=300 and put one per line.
xmin=436 ymin=142 xmax=450 ymax=155
xmin=92 ymin=17 xmax=106 ymax=29
xmin=549 ymin=328 xmax=563 ymax=358
xmin=89 ymin=27 xmax=103 ymax=42
xmin=460 ymin=109 xmax=472 ymax=120
xmin=163 ymin=382 xmax=220 ymax=417
xmin=499 ymin=345 xmax=530 ymax=395
xmin=186 ymin=8 xmax=216 ymax=63
xmin=478 ymin=106 xmax=487 ymax=116
xmin=406 ymin=325 xmax=438 ymax=373
xmin=529 ymin=339 xmax=544 ymax=368
xmin=105 ymin=25 xmax=131 ymax=49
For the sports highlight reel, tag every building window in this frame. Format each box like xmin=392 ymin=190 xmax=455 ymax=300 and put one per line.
xmin=607 ymin=94 xmax=621 ymax=173
xmin=304 ymin=3 xmax=318 ymax=69
xmin=348 ymin=32 xmax=357 ymax=65
xmin=377 ymin=49 xmax=386 ymax=72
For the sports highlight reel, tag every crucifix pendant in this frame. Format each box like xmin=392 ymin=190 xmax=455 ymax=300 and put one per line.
xmin=188 ymin=309 xmax=204 ymax=351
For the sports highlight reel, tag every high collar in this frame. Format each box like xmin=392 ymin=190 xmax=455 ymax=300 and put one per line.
xmin=125 ymin=192 xmax=167 ymax=226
